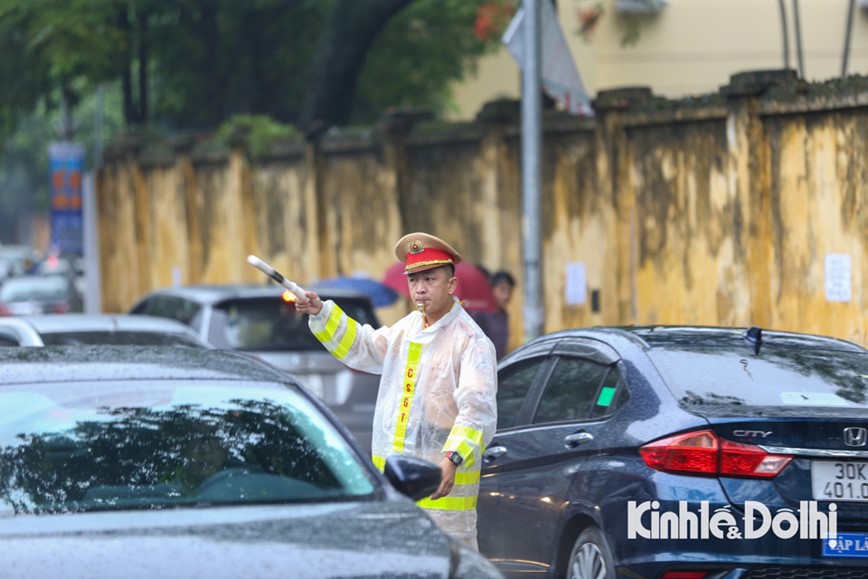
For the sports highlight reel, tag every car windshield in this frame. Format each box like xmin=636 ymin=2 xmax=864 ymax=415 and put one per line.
xmin=649 ymin=346 xmax=868 ymax=410
xmin=39 ymin=331 xmax=204 ymax=347
xmin=0 ymin=276 xmax=69 ymax=302
xmin=0 ymin=381 xmax=376 ymax=516
xmin=208 ymin=297 xmax=378 ymax=352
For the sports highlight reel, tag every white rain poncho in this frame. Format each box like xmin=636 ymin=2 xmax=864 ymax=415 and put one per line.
xmin=308 ymin=296 xmax=497 ymax=546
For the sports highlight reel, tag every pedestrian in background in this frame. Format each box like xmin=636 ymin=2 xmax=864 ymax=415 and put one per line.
xmin=295 ymin=232 xmax=497 ymax=551
xmin=472 ymin=269 xmax=516 ymax=360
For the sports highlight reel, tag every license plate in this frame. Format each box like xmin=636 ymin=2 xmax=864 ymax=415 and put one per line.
xmin=823 ymin=533 xmax=868 ymax=558
xmin=812 ymin=461 xmax=868 ymax=501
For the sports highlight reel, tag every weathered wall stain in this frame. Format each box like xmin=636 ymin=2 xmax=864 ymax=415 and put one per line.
xmin=97 ymin=71 xmax=868 ymax=352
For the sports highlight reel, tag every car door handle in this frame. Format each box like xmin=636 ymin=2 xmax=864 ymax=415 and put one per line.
xmin=564 ymin=432 xmax=594 ymax=448
xmin=483 ymin=446 xmax=508 ymax=462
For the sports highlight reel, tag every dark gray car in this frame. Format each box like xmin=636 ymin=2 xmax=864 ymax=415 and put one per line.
xmin=0 ymin=346 xmax=501 ymax=578
xmin=478 ymin=326 xmax=868 ymax=578
xmin=129 ymin=284 xmax=381 ymax=451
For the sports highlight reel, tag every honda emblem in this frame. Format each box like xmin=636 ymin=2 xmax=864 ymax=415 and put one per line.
xmin=843 ymin=427 xmax=868 ymax=447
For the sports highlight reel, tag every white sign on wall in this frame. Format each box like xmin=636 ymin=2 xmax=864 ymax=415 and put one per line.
xmin=565 ymin=262 xmax=587 ymax=305
xmin=824 ymin=253 xmax=851 ymax=302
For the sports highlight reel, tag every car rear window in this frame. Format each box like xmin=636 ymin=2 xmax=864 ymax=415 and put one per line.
xmin=648 ymin=346 xmax=868 ymax=410
xmin=208 ymin=296 xmax=379 ymax=352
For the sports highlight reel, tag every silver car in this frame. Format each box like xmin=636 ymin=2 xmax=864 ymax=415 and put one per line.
xmin=0 ymin=314 xmax=210 ymax=348
xmin=129 ymin=284 xmax=381 ymax=451
xmin=0 ymin=273 xmax=83 ymax=315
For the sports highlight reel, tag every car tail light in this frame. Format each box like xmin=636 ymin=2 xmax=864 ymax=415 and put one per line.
xmin=640 ymin=429 xmax=791 ymax=479
xmin=45 ymin=253 xmax=59 ymax=271
xmin=51 ymin=302 xmax=70 ymax=314
xmin=0 ymin=304 xmax=10 ymax=316
xmin=719 ymin=439 xmax=791 ymax=477
xmin=640 ymin=430 xmax=717 ymax=475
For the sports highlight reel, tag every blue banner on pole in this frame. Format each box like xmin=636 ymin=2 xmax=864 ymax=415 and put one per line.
xmin=49 ymin=142 xmax=86 ymax=255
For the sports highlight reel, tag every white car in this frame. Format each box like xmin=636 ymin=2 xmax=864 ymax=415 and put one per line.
xmin=129 ymin=284 xmax=382 ymax=451
xmin=0 ymin=314 xmax=211 ymax=348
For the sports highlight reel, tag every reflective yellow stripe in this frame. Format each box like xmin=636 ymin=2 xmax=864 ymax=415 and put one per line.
xmin=372 ymin=454 xmax=477 ymax=484
xmin=416 ymin=495 xmax=478 ymax=511
xmin=455 ymin=470 xmax=480 ymax=485
xmin=392 ymin=342 xmax=422 ymax=453
xmin=443 ymin=424 xmax=485 ymax=468
xmin=448 ymin=424 xmax=484 ymax=447
xmin=444 ymin=439 xmax=475 ymax=465
xmin=333 ymin=318 xmax=358 ymax=359
xmin=313 ymin=305 xmax=345 ymax=342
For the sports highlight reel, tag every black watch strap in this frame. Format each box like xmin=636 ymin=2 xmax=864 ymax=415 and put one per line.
xmin=447 ymin=451 xmax=463 ymax=466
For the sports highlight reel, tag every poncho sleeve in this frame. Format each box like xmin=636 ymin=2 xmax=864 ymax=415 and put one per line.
xmin=441 ymin=334 xmax=498 ymax=469
xmin=307 ymin=300 xmax=390 ymax=375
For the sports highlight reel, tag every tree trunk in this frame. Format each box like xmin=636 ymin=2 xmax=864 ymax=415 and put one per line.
xmin=297 ymin=0 xmax=415 ymax=135
xmin=137 ymin=17 xmax=149 ymax=125
xmin=198 ymin=2 xmax=223 ymax=126
xmin=119 ymin=4 xmax=150 ymax=125
xmin=119 ymin=6 xmax=135 ymax=125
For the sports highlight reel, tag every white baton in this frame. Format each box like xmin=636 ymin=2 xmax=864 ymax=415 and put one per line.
xmin=246 ymin=255 xmax=308 ymax=302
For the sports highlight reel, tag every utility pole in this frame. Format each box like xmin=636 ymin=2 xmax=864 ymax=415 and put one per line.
xmin=521 ymin=0 xmax=544 ymax=342
xmin=842 ymin=0 xmax=856 ymax=77
xmin=792 ymin=0 xmax=805 ymax=78
xmin=777 ymin=0 xmax=790 ymax=70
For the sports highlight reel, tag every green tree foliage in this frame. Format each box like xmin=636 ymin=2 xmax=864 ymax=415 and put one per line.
xmin=143 ymin=0 xmax=332 ymax=129
xmin=0 ymin=0 xmax=124 ymax=131
xmin=355 ymin=0 xmax=508 ymax=121
xmin=0 ymin=84 xmax=124 ymax=244
xmin=1 ymin=0 xmax=512 ymax=133
xmin=0 ymin=0 xmax=515 ymax=226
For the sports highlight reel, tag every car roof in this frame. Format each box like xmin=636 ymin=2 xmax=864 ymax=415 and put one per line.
xmin=0 ymin=345 xmax=295 ymax=384
xmin=0 ymin=245 xmax=39 ymax=258
xmin=1 ymin=273 xmax=70 ymax=285
xmin=531 ymin=325 xmax=867 ymax=354
xmin=134 ymin=284 xmax=374 ymax=306
xmin=0 ymin=314 xmax=202 ymax=335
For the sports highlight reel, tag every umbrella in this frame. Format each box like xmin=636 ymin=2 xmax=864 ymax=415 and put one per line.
xmin=383 ymin=261 xmax=497 ymax=312
xmin=315 ymin=275 xmax=400 ymax=308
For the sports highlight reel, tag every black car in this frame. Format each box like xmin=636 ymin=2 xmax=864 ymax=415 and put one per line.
xmin=478 ymin=326 xmax=868 ymax=578
xmin=129 ymin=284 xmax=382 ymax=451
xmin=0 ymin=346 xmax=501 ymax=578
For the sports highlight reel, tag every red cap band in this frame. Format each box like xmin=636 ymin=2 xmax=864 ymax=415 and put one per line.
xmin=405 ymin=247 xmax=454 ymax=274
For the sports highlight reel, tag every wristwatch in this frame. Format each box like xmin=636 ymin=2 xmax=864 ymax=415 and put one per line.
xmin=446 ymin=451 xmax=463 ymax=467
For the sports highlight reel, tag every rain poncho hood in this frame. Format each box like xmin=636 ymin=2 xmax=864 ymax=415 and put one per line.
xmin=309 ymin=297 xmax=497 ymax=545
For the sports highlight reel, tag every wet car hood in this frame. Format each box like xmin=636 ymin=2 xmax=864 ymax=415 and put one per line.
xmin=0 ymin=500 xmax=453 ymax=578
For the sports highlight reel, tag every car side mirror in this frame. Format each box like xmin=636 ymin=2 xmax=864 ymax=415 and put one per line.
xmin=383 ymin=455 xmax=442 ymax=501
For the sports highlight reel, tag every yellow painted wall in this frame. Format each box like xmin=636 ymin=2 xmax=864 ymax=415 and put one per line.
xmin=97 ymin=74 xmax=868 ymax=356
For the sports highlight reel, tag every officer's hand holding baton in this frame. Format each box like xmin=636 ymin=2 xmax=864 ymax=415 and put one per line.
xmin=246 ymin=255 xmax=322 ymax=315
